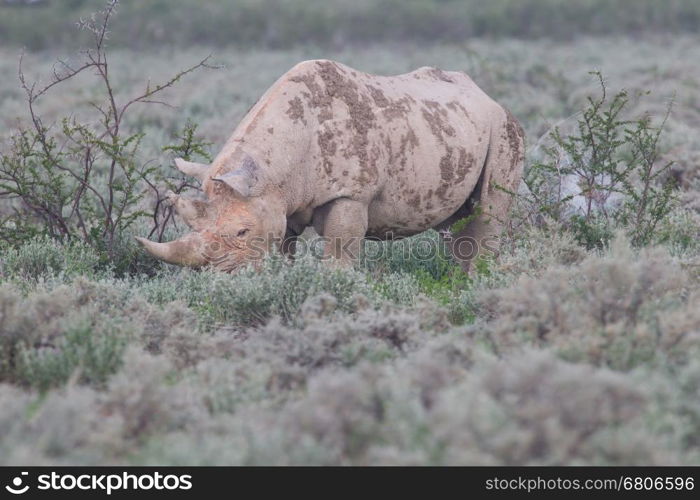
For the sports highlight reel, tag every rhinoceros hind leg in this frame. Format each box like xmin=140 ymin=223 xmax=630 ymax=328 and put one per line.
xmin=446 ymin=109 xmax=525 ymax=274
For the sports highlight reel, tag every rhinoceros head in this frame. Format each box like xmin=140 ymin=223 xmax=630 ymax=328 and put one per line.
xmin=136 ymin=152 xmax=286 ymax=272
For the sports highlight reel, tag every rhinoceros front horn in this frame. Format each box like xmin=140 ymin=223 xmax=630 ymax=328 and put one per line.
xmin=174 ymin=158 xmax=209 ymax=182
xmin=135 ymin=232 xmax=208 ymax=267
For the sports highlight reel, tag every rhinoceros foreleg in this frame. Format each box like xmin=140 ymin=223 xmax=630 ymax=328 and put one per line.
xmin=447 ymin=110 xmax=525 ymax=274
xmin=312 ymin=198 xmax=368 ymax=265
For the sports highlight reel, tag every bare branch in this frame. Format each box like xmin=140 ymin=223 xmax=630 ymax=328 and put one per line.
xmin=117 ymin=55 xmax=217 ymax=125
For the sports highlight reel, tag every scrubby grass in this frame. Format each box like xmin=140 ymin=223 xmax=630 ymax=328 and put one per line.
xmin=0 ymin=231 xmax=698 ymax=465
xmin=0 ymin=34 xmax=699 ymax=464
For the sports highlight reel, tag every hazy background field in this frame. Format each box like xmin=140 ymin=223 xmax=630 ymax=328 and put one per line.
xmin=0 ymin=0 xmax=698 ymax=465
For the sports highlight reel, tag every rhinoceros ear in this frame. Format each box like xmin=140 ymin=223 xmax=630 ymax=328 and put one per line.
xmin=212 ymin=154 xmax=261 ymax=198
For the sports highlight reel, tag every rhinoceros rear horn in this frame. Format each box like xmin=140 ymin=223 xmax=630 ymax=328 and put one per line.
xmin=135 ymin=232 xmax=208 ymax=267
xmin=174 ymin=158 xmax=209 ymax=182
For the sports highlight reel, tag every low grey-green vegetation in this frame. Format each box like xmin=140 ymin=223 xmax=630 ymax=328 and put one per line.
xmin=2 ymin=0 xmax=700 ymax=50
xmin=0 ymin=2 xmax=699 ymax=465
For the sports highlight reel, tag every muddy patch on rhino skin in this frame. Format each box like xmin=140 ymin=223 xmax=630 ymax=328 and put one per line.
xmin=382 ymin=96 xmax=414 ymax=121
xmin=317 ymin=63 xmax=376 ymax=126
xmin=435 ymin=147 xmax=462 ymax=201
xmin=439 ymin=148 xmax=455 ymax=182
xmin=424 ymin=100 xmax=448 ymax=116
xmin=396 ymin=128 xmax=420 ymax=168
xmin=456 ymin=148 xmax=475 ymax=179
xmin=408 ymin=193 xmax=422 ymax=208
xmin=504 ymin=108 xmax=525 ymax=171
xmin=317 ymin=128 xmax=338 ymax=175
xmin=421 ymin=100 xmax=456 ymax=143
xmin=446 ymin=100 xmax=477 ymax=127
xmin=367 ymin=84 xmax=390 ymax=108
xmin=293 ymin=62 xmax=380 ymax=179
xmin=291 ymin=73 xmax=332 ymax=120
xmin=428 ymin=68 xmax=455 ymax=83
xmin=316 ymin=61 xmax=378 ymax=182
xmin=286 ymin=96 xmax=306 ymax=125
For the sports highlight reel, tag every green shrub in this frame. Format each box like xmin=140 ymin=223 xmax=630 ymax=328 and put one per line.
xmin=371 ymin=272 xmax=422 ymax=306
xmin=652 ymin=207 xmax=700 ymax=256
xmin=15 ymin=324 xmax=125 ymax=392
xmin=0 ymin=279 xmax=195 ymax=390
xmin=0 ymin=1 xmax=213 ymax=274
xmin=0 ymin=236 xmax=100 ymax=283
xmin=524 ymin=72 xmax=678 ymax=249
xmin=362 ymin=230 xmax=457 ymax=280
xmin=474 ymin=236 xmax=700 ymax=371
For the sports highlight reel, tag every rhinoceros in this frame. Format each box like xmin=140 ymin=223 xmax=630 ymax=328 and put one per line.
xmin=136 ymin=59 xmax=524 ymax=272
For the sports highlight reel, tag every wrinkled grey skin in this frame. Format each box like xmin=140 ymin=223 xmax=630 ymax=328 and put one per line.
xmin=137 ymin=59 xmax=525 ymax=273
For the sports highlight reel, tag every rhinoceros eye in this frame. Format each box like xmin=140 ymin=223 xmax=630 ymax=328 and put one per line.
xmin=237 ymin=228 xmax=250 ymax=237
